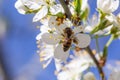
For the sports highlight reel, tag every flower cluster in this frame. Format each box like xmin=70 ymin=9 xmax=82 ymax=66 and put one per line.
xmin=15 ymin=0 xmax=120 ymax=80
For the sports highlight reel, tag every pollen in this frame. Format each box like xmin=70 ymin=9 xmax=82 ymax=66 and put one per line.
xmin=49 ymin=35 xmax=53 ymax=39
xmin=43 ymin=45 xmax=46 ymax=48
xmin=75 ymin=46 xmax=81 ymax=52
xmin=40 ymin=51 xmax=46 ymax=56
xmin=52 ymin=22 xmax=54 ymax=24
xmin=36 ymin=26 xmax=40 ymax=29
xmin=42 ymin=64 xmax=47 ymax=69
xmin=37 ymin=45 xmax=41 ymax=48
xmin=40 ymin=58 xmax=44 ymax=62
xmin=117 ymin=16 xmax=120 ymax=23
xmin=92 ymin=50 xmax=96 ymax=55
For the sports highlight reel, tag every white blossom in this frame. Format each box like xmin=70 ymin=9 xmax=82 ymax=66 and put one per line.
xmin=85 ymin=14 xmax=112 ymax=35
xmin=39 ymin=16 xmax=91 ymax=62
xmin=109 ymin=70 xmax=120 ymax=80
xmin=57 ymin=59 xmax=89 ymax=80
xmin=38 ymin=40 xmax=54 ymax=68
xmin=50 ymin=4 xmax=64 ymax=15
xmin=15 ymin=0 xmax=29 ymax=14
xmin=70 ymin=0 xmax=89 ymax=15
xmin=81 ymin=0 xmax=89 ymax=11
xmin=83 ymin=72 xmax=96 ymax=80
xmin=15 ymin=0 xmax=65 ymax=22
xmin=57 ymin=53 xmax=93 ymax=80
xmin=97 ymin=0 xmax=119 ymax=13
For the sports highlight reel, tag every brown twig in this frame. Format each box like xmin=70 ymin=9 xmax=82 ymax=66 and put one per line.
xmin=86 ymin=46 xmax=105 ymax=80
xmin=58 ymin=0 xmax=105 ymax=80
xmin=59 ymin=0 xmax=72 ymax=20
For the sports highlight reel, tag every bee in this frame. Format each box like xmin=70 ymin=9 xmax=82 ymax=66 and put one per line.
xmin=62 ymin=27 xmax=78 ymax=52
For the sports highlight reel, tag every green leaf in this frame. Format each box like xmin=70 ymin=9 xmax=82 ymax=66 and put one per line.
xmin=91 ymin=17 xmax=112 ymax=34
xmin=103 ymin=35 xmax=114 ymax=59
xmin=74 ymin=0 xmax=82 ymax=15
xmin=103 ymin=46 xmax=108 ymax=59
xmin=80 ymin=8 xmax=89 ymax=21
xmin=55 ymin=12 xmax=65 ymax=18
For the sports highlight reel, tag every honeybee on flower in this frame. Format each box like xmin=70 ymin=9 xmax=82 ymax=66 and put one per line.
xmin=36 ymin=16 xmax=91 ymax=62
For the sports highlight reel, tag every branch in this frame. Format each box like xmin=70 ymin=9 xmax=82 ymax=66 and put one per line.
xmin=59 ymin=0 xmax=72 ymax=20
xmin=58 ymin=0 xmax=105 ymax=80
xmin=86 ymin=46 xmax=105 ymax=80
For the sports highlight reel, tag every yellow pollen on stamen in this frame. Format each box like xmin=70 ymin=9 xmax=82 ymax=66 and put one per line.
xmin=51 ymin=28 xmax=56 ymax=31
xmin=83 ymin=51 xmax=88 ymax=55
xmin=37 ymin=45 xmax=41 ymax=48
xmin=117 ymin=17 xmax=120 ymax=23
xmin=43 ymin=45 xmax=46 ymax=48
xmin=40 ymin=58 xmax=44 ymax=62
xmin=52 ymin=22 xmax=54 ymax=24
xmin=62 ymin=67 xmax=67 ymax=71
xmin=36 ymin=26 xmax=40 ymax=29
xmin=54 ymin=71 xmax=58 ymax=75
xmin=49 ymin=35 xmax=53 ymax=39
xmin=40 ymin=52 xmax=46 ymax=56
xmin=42 ymin=64 xmax=47 ymax=69
xmin=92 ymin=50 xmax=96 ymax=55
xmin=57 ymin=22 xmax=61 ymax=26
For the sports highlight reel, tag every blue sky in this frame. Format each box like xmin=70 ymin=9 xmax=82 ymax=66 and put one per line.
xmin=0 ymin=0 xmax=120 ymax=80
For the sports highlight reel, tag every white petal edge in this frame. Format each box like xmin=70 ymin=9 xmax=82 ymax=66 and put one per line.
xmin=15 ymin=0 xmax=27 ymax=14
xmin=54 ymin=44 xmax=69 ymax=62
xmin=33 ymin=6 xmax=48 ymax=22
xmin=76 ymin=33 xmax=91 ymax=48
xmin=83 ymin=72 xmax=96 ymax=80
xmin=41 ymin=33 xmax=59 ymax=45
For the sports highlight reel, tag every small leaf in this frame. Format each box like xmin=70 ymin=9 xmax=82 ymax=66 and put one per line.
xmin=74 ymin=0 xmax=82 ymax=15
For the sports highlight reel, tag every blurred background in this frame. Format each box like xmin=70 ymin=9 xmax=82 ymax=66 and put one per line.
xmin=0 ymin=0 xmax=120 ymax=80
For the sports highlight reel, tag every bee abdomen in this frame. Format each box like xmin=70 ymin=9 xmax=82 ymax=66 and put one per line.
xmin=63 ymin=39 xmax=72 ymax=52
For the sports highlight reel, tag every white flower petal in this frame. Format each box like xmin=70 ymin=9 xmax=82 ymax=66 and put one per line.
xmin=108 ymin=70 xmax=120 ymax=80
xmin=83 ymin=72 xmax=96 ymax=80
xmin=33 ymin=6 xmax=48 ymax=22
xmin=97 ymin=0 xmax=119 ymax=13
xmin=36 ymin=33 xmax=42 ymax=40
xmin=48 ymin=16 xmax=57 ymax=28
xmin=81 ymin=0 xmax=88 ymax=11
xmin=66 ymin=58 xmax=90 ymax=73
xmin=54 ymin=59 xmax=63 ymax=72
xmin=54 ymin=44 xmax=69 ymax=62
xmin=40 ymin=25 xmax=50 ymax=33
xmin=15 ymin=0 xmax=28 ymax=14
xmin=48 ymin=16 xmax=68 ymax=34
xmin=23 ymin=1 xmax=41 ymax=10
xmin=39 ymin=43 xmax=54 ymax=68
xmin=94 ymin=30 xmax=106 ymax=35
xmin=111 ymin=0 xmax=119 ymax=12
xmin=41 ymin=33 xmax=59 ymax=45
xmin=40 ymin=18 xmax=49 ymax=26
xmin=36 ymin=25 xmax=51 ymax=40
xmin=76 ymin=33 xmax=91 ymax=48
xmin=50 ymin=4 xmax=64 ymax=15
xmin=73 ymin=26 xmax=85 ymax=33
xmin=84 ymin=26 xmax=93 ymax=33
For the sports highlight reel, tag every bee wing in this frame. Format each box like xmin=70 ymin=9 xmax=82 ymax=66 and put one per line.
xmin=74 ymin=33 xmax=91 ymax=48
xmin=73 ymin=36 xmax=79 ymax=45
xmin=54 ymin=44 xmax=69 ymax=62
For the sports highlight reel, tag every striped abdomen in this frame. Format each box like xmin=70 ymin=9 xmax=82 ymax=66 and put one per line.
xmin=63 ymin=39 xmax=72 ymax=52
